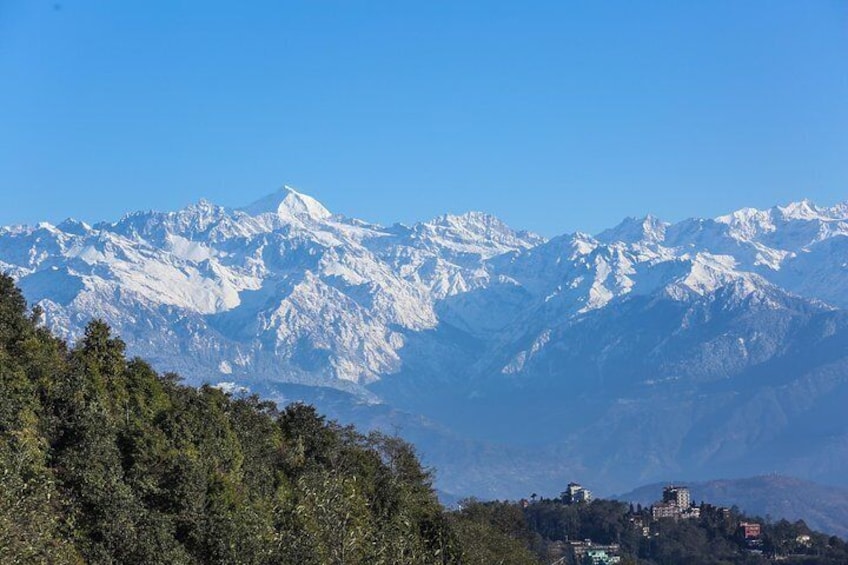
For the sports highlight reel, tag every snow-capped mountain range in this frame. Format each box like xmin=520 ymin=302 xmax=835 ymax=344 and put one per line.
xmin=3 ymin=187 xmax=543 ymax=388
xmin=5 ymin=187 xmax=848 ymax=497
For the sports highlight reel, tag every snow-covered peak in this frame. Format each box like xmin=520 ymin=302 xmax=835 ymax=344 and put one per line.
xmin=714 ymin=206 xmax=776 ymax=241
xmin=429 ymin=210 xmax=503 ymax=227
xmin=415 ymin=211 xmax=544 ymax=256
xmin=710 ymin=200 xmax=848 ymax=251
xmin=716 ymin=199 xmax=848 ymax=230
xmin=56 ymin=218 xmax=92 ymax=236
xmin=428 ymin=211 xmax=524 ymax=235
xmin=778 ymin=199 xmax=848 ymax=222
xmin=596 ymin=214 xmax=669 ymax=244
xmin=179 ymin=198 xmax=224 ymax=219
xmin=241 ymin=186 xmax=332 ymax=222
xmin=777 ymin=199 xmax=820 ymax=221
xmin=715 ymin=206 xmax=770 ymax=225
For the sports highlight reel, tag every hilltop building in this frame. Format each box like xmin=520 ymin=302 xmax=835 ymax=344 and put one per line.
xmin=561 ymin=482 xmax=593 ymax=504
xmin=662 ymin=485 xmax=691 ymax=508
xmin=738 ymin=521 xmax=763 ymax=552
xmin=651 ymin=502 xmax=679 ymax=520
xmin=739 ymin=522 xmax=761 ymax=540
xmin=650 ymin=485 xmax=699 ymax=520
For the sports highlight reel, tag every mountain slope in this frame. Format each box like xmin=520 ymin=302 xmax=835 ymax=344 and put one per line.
xmin=3 ymin=187 xmax=848 ymax=499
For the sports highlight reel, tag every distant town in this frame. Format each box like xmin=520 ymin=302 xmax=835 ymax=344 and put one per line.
xmin=518 ymin=482 xmax=777 ymax=565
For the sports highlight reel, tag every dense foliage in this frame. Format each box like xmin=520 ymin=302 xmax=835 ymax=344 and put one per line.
xmin=447 ymin=499 xmax=542 ymax=565
xmin=0 ymin=274 xmax=519 ymax=564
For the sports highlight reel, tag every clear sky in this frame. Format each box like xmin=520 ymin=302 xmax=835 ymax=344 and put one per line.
xmin=1 ymin=1 xmax=847 ymax=236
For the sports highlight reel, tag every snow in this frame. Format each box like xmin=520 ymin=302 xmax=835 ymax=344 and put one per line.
xmin=596 ymin=214 xmax=669 ymax=244
xmin=3 ymin=191 xmax=848 ymax=390
xmin=213 ymin=381 xmax=249 ymax=394
xmin=241 ymin=186 xmax=332 ymax=222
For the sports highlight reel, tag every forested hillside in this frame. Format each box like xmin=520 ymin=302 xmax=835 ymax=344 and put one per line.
xmin=0 ymin=274 xmax=534 ymax=564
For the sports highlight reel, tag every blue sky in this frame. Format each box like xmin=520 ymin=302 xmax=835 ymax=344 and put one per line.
xmin=1 ymin=1 xmax=846 ymax=235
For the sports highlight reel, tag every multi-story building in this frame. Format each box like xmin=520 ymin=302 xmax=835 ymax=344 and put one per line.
xmin=662 ymin=485 xmax=691 ymax=509
xmin=651 ymin=502 xmax=679 ymax=520
xmin=650 ymin=485 xmax=698 ymax=520
xmin=574 ymin=487 xmax=592 ymax=503
xmin=562 ymin=482 xmax=593 ymax=504
xmin=739 ymin=522 xmax=761 ymax=540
